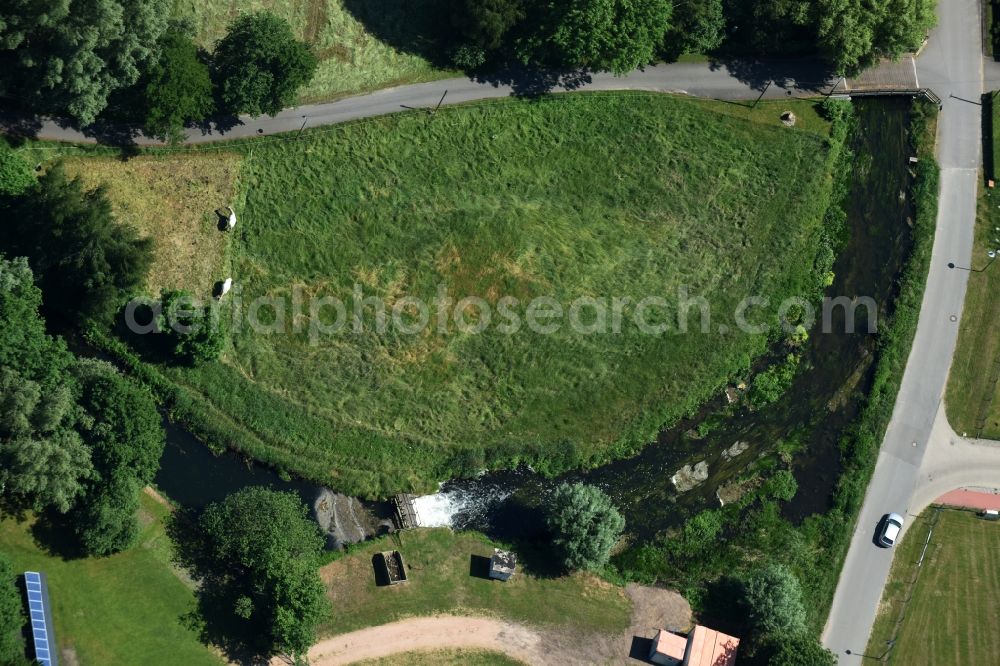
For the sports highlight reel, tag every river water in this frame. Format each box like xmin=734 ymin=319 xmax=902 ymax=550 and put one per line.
xmin=154 ymin=98 xmax=916 ymax=547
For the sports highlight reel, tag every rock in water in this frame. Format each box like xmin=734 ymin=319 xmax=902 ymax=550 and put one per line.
xmin=721 ymin=441 xmax=750 ymax=461
xmin=671 ymin=461 xmax=709 ymax=492
xmin=314 ymin=488 xmax=375 ymax=549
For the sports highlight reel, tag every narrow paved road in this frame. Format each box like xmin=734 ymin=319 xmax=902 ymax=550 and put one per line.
xmin=822 ymin=0 xmax=984 ymax=661
xmin=5 ymin=60 xmax=844 ymax=146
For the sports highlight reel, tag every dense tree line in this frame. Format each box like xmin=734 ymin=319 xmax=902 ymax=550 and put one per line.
xmin=449 ymin=0 xmax=935 ymax=74
xmin=0 ymin=1 xmax=934 ymax=137
xmin=0 ymin=5 xmax=316 ymax=141
xmin=0 ymin=254 xmax=164 ymax=556
xmin=0 ymin=144 xmax=168 ymax=556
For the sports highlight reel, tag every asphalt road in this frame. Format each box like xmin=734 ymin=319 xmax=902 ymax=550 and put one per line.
xmin=4 ymin=60 xmax=846 ymax=146
xmin=821 ymin=0 xmax=983 ymax=661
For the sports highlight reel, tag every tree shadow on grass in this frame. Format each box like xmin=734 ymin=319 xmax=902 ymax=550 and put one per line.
xmin=341 ymin=0 xmax=455 ymax=68
xmin=29 ymin=511 xmax=87 ymax=561
xmin=166 ymin=508 xmax=273 ymax=664
xmin=699 ymin=576 xmax=748 ymax=640
xmin=482 ymin=495 xmax=564 ymax=579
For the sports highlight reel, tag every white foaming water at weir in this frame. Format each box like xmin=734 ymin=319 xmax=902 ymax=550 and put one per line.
xmin=411 ymin=482 xmax=514 ymax=529
xmin=411 ymin=492 xmax=463 ymax=527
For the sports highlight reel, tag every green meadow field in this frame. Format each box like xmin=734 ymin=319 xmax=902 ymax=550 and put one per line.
xmin=135 ymin=93 xmax=843 ymax=496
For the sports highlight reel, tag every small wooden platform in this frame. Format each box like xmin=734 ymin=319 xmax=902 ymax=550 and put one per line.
xmin=394 ymin=493 xmax=419 ymax=530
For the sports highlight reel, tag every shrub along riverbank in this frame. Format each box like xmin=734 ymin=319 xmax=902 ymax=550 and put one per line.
xmin=610 ymin=99 xmax=939 ymax=655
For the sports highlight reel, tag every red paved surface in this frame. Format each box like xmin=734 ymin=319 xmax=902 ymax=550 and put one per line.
xmin=935 ymin=488 xmax=1000 ymax=511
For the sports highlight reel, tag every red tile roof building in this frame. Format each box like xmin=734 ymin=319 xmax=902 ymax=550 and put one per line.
xmin=649 ymin=625 xmax=740 ymax=666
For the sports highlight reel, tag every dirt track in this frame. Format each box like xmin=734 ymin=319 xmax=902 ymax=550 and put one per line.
xmin=286 ymin=583 xmax=692 ymax=665
xmin=285 ymin=615 xmax=543 ymax=665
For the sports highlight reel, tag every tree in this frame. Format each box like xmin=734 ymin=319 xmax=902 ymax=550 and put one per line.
xmin=815 ymin=0 xmax=936 ymax=73
xmin=158 ymin=290 xmax=225 ymax=365
xmin=68 ymin=359 xmax=164 ymax=555
xmin=0 ymin=143 xmax=33 ymax=197
xmin=671 ymin=0 xmax=725 ymax=54
xmin=547 ymin=482 xmax=624 ymax=571
xmin=720 ymin=0 xmax=812 ymax=55
xmin=452 ymin=0 xmax=525 ymax=51
xmin=178 ymin=488 xmax=329 ymax=658
xmin=541 ymin=0 xmax=673 ymax=74
xmin=70 ymin=474 xmax=142 ymax=556
xmin=0 ymin=369 xmax=93 ymax=513
xmin=0 ymin=257 xmax=93 ymax=514
xmin=143 ymin=29 xmax=215 ymax=143
xmin=764 ymin=634 xmax=837 ymax=666
xmin=0 ymin=552 xmax=27 ymax=665
xmin=0 ymin=0 xmax=169 ymax=125
xmin=0 ymin=257 xmax=74 ymax=385
xmin=212 ymin=12 xmax=317 ymax=117
xmin=876 ymin=0 xmax=936 ymax=58
xmin=741 ymin=563 xmax=808 ymax=639
xmin=4 ymin=165 xmax=153 ymax=325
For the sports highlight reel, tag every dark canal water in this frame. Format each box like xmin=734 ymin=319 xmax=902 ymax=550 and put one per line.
xmin=154 ymin=98 xmax=917 ymax=545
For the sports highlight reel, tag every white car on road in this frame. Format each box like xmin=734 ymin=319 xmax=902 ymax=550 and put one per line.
xmin=877 ymin=513 xmax=904 ymax=548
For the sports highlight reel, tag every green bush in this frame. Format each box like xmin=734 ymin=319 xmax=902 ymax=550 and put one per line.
xmin=749 ymin=354 xmax=800 ymax=408
xmin=174 ymin=488 xmax=329 ymax=659
xmin=742 ymin=563 xmax=808 ymax=639
xmin=547 ymin=482 xmax=625 ymax=571
xmin=0 ymin=144 xmax=34 ymax=197
xmin=143 ymin=28 xmax=215 ymax=143
xmin=158 ymin=290 xmax=225 ymax=366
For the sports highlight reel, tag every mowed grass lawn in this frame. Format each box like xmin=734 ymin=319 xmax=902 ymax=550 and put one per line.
xmin=867 ymin=509 xmax=1000 ymax=663
xmin=171 ymin=0 xmax=451 ymax=102
xmin=0 ymin=493 xmax=221 ymax=666
xmin=319 ymin=528 xmax=631 ymax=636
xmin=155 ymin=93 xmax=839 ymax=496
xmin=946 ymin=93 xmax=1000 ymax=439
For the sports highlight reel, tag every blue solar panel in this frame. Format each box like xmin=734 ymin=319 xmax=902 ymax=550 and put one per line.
xmin=22 ymin=572 xmax=56 ymax=666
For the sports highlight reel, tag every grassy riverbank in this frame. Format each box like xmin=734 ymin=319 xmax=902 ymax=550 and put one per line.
xmin=108 ymin=93 xmax=839 ymax=497
xmin=611 ymin=99 xmax=939 ymax=634
xmin=320 ymin=528 xmax=631 ymax=636
xmin=946 ymin=93 xmax=1000 ymax=439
